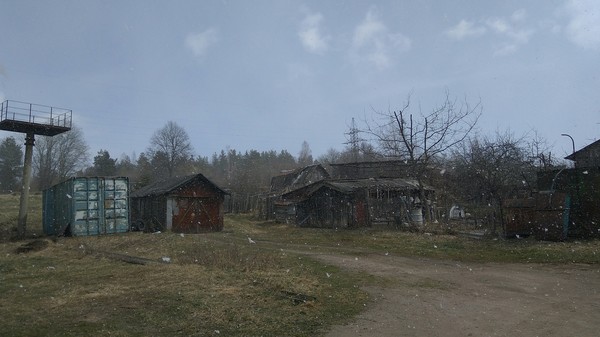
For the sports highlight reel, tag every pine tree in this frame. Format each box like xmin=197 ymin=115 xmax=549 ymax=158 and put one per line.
xmin=0 ymin=137 xmax=23 ymax=192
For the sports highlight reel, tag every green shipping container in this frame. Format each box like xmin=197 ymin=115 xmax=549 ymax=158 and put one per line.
xmin=43 ymin=177 xmax=130 ymax=236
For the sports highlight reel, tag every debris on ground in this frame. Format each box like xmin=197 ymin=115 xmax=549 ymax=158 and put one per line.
xmin=15 ymin=239 xmax=49 ymax=254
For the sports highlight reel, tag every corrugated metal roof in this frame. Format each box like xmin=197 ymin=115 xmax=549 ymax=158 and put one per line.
xmin=130 ymin=173 xmax=228 ymax=198
xmin=327 ymin=178 xmax=432 ymax=191
xmin=282 ymin=177 xmax=433 ymax=200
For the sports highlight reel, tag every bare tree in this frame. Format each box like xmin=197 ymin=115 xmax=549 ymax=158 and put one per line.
xmin=451 ymin=130 xmax=534 ymax=235
xmin=298 ymin=140 xmax=313 ymax=167
xmin=317 ymin=147 xmax=341 ymax=166
xmin=148 ymin=121 xmax=193 ymax=178
xmin=33 ymin=126 xmax=89 ymax=190
xmin=527 ymin=129 xmax=559 ymax=170
xmin=338 ymin=141 xmax=381 ymax=163
xmin=365 ymin=91 xmax=481 ymax=223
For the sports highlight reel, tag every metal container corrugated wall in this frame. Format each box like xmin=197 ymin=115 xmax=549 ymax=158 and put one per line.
xmin=43 ymin=177 xmax=130 ymax=236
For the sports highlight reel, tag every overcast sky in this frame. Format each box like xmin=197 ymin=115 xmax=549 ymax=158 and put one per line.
xmin=1 ymin=0 xmax=599 ymax=163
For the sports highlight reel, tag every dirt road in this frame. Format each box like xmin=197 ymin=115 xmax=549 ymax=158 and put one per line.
xmin=309 ymin=253 xmax=600 ymax=337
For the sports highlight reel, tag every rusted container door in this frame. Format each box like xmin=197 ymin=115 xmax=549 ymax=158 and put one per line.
xmin=172 ymin=197 xmax=221 ymax=233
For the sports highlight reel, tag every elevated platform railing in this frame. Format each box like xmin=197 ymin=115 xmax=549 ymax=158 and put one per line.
xmin=0 ymin=100 xmax=72 ymax=136
xmin=1 ymin=100 xmax=72 ymax=128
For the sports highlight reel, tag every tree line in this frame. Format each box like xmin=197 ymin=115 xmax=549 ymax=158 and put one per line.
xmin=0 ymin=121 xmax=314 ymax=197
xmin=0 ymin=90 xmax=563 ymax=222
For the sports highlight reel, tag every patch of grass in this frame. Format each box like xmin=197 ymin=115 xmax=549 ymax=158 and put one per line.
xmin=0 ymin=229 xmax=371 ymax=337
xmin=0 ymin=193 xmax=43 ymax=241
xmin=225 ymin=215 xmax=600 ymax=265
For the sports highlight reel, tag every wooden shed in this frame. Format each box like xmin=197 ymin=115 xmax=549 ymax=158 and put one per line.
xmin=278 ymin=178 xmax=433 ymax=228
xmin=130 ymin=174 xmax=228 ymax=233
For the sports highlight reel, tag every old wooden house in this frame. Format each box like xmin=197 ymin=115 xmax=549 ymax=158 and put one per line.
xmin=278 ymin=177 xmax=434 ymax=228
xmin=266 ymin=161 xmax=436 ymax=228
xmin=264 ymin=164 xmax=330 ymax=221
xmin=278 ymin=180 xmax=367 ymax=228
xmin=130 ymin=173 xmax=228 ymax=233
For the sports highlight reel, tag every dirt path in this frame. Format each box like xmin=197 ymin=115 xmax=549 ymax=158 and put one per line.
xmin=306 ymin=252 xmax=600 ymax=337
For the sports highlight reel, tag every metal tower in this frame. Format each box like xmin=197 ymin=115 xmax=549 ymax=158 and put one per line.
xmin=0 ymin=100 xmax=72 ymax=237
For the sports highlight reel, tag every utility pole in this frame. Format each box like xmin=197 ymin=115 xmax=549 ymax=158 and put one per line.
xmin=17 ymin=132 xmax=35 ymax=237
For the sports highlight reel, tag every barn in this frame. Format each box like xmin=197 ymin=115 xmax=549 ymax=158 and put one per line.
xmin=130 ymin=173 xmax=228 ymax=233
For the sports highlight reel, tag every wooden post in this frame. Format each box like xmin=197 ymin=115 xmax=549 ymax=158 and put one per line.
xmin=17 ymin=132 xmax=35 ymax=238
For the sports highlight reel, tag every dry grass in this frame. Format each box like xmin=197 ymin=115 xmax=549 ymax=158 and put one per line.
xmin=225 ymin=214 xmax=600 ymax=265
xmin=1 ymin=194 xmax=599 ymax=336
xmin=0 ymin=222 xmax=370 ymax=337
xmin=0 ymin=193 xmax=43 ymax=240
